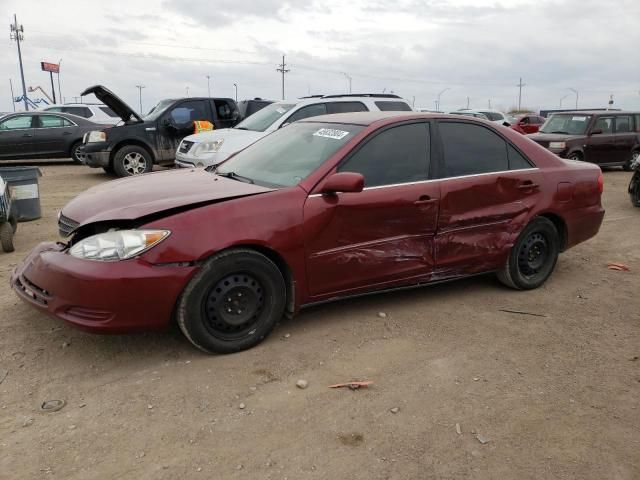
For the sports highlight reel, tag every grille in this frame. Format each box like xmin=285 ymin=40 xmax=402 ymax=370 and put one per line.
xmin=58 ymin=213 xmax=79 ymax=237
xmin=179 ymin=140 xmax=194 ymax=154
xmin=14 ymin=274 xmax=52 ymax=306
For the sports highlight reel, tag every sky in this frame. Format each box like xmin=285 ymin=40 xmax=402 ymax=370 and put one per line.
xmin=1 ymin=0 xmax=639 ymax=114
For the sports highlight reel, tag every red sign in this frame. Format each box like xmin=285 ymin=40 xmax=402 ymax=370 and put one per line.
xmin=40 ymin=62 xmax=59 ymax=73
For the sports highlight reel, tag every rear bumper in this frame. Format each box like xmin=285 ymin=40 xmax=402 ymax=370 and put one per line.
xmin=565 ymin=204 xmax=605 ymax=249
xmin=11 ymin=242 xmax=197 ymax=333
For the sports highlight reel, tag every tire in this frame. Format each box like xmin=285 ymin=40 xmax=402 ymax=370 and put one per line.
xmin=0 ymin=222 xmax=15 ymax=253
xmin=177 ymin=249 xmax=286 ymax=354
xmin=70 ymin=141 xmax=86 ymax=164
xmin=630 ymin=176 xmax=640 ymax=207
xmin=113 ymin=145 xmax=153 ymax=177
xmin=567 ymin=152 xmax=582 ymax=161
xmin=497 ymin=217 xmax=559 ymax=290
xmin=9 ymin=215 xmax=17 ymax=233
xmin=623 ymin=150 xmax=639 ymax=172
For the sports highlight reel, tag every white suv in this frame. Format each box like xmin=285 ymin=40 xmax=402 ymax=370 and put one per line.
xmin=175 ymin=94 xmax=412 ymax=168
xmin=457 ymin=109 xmax=510 ymax=126
xmin=40 ymin=103 xmax=121 ymax=125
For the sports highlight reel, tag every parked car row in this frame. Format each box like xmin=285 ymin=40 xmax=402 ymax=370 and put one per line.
xmin=11 ymin=110 xmax=605 ymax=353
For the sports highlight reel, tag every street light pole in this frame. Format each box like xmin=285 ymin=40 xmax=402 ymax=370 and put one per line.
xmin=559 ymin=94 xmax=569 ymax=109
xmin=57 ymin=58 xmax=62 ymax=104
xmin=436 ymin=87 xmax=450 ymax=111
xmin=233 ymin=83 xmax=238 ymax=102
xmin=342 ymin=73 xmax=352 ymax=93
xmin=568 ymin=88 xmax=578 ymax=109
xmin=516 ymin=77 xmax=526 ymax=111
xmin=186 ymin=86 xmax=190 ymax=97
xmin=206 ymin=75 xmax=211 ymax=98
xmin=135 ymin=85 xmax=145 ymax=114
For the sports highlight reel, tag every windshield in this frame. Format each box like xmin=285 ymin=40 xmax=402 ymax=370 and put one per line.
xmin=478 ymin=111 xmax=504 ymax=121
xmin=233 ymin=103 xmax=295 ymax=132
xmin=217 ymin=122 xmax=363 ymax=187
xmin=540 ymin=114 xmax=592 ymax=135
xmin=143 ymin=99 xmax=174 ymax=121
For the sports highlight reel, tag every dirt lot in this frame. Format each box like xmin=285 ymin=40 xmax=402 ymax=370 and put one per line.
xmin=0 ymin=164 xmax=638 ymax=480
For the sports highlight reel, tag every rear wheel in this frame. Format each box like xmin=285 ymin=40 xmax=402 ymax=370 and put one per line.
xmin=497 ymin=217 xmax=559 ymax=290
xmin=624 ymin=150 xmax=639 ymax=172
xmin=630 ymin=175 xmax=640 ymax=207
xmin=0 ymin=222 xmax=15 ymax=253
xmin=177 ymin=249 xmax=286 ymax=354
xmin=70 ymin=142 xmax=86 ymax=164
xmin=113 ymin=145 xmax=153 ymax=177
xmin=567 ymin=152 xmax=583 ymax=162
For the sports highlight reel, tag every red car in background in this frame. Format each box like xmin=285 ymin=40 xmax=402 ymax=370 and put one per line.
xmin=509 ymin=114 xmax=546 ymax=134
xmin=12 ymin=112 xmax=605 ymax=354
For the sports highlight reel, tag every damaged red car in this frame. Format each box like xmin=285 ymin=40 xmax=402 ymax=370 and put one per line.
xmin=12 ymin=112 xmax=605 ymax=354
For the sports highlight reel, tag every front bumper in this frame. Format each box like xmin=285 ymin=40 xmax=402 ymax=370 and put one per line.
xmin=82 ymin=142 xmax=111 ymax=168
xmin=11 ymin=242 xmax=198 ymax=333
xmin=175 ymin=149 xmax=226 ymax=169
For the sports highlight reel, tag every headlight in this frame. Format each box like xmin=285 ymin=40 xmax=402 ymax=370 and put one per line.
xmin=69 ymin=229 xmax=170 ymax=261
xmin=549 ymin=141 xmax=566 ymax=149
xmin=86 ymin=131 xmax=107 ymax=143
xmin=194 ymin=139 xmax=224 ymax=156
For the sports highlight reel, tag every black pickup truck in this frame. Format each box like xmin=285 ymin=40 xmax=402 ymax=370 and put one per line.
xmin=81 ymin=85 xmax=239 ymax=176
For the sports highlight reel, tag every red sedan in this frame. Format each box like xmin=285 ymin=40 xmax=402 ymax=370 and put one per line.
xmin=12 ymin=112 xmax=605 ymax=354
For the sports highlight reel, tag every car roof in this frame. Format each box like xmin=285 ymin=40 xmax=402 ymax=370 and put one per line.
xmin=551 ymin=110 xmax=640 ymax=115
xmin=299 ymin=111 xmax=496 ymax=126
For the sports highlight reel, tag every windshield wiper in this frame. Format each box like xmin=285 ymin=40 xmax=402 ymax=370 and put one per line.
xmin=217 ymin=171 xmax=254 ymax=184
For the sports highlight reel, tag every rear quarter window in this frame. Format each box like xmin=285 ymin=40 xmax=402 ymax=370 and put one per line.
xmin=374 ymin=101 xmax=412 ymax=112
xmin=326 ymin=102 xmax=368 ymax=114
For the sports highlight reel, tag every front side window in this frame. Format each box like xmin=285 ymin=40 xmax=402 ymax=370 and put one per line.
xmin=614 ymin=116 xmax=632 ymax=133
xmin=285 ymin=104 xmax=327 ymax=124
xmin=234 ymin=103 xmax=295 ymax=132
xmin=38 ymin=115 xmax=72 ymax=128
xmin=0 ymin=116 xmax=34 ymax=130
xmin=217 ymin=122 xmax=363 ymax=187
xmin=338 ymin=123 xmax=430 ymax=187
xmin=592 ymin=117 xmax=613 ymax=134
xmin=375 ymin=101 xmax=412 ymax=112
xmin=439 ymin=122 xmax=508 ymax=178
xmin=540 ymin=114 xmax=592 ymax=135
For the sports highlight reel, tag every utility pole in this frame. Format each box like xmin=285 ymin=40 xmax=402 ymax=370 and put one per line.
xmin=276 ymin=55 xmax=289 ymax=100
xmin=9 ymin=79 xmax=16 ymax=112
xmin=516 ymin=77 xmax=526 ymax=111
xmin=233 ymin=83 xmax=238 ymax=102
xmin=135 ymin=85 xmax=145 ymax=114
xmin=206 ymin=75 xmax=211 ymax=98
xmin=57 ymin=59 xmax=62 ymax=104
xmin=342 ymin=72 xmax=352 ymax=93
xmin=10 ymin=14 xmax=28 ymax=111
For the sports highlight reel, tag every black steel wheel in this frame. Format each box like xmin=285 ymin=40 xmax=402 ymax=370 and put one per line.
xmin=177 ymin=249 xmax=286 ymax=354
xmin=497 ymin=217 xmax=559 ymax=290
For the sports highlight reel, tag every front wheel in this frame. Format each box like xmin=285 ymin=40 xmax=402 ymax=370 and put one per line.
xmin=497 ymin=217 xmax=559 ymax=290
xmin=70 ymin=142 xmax=86 ymax=164
xmin=623 ymin=151 xmax=639 ymax=172
xmin=177 ymin=249 xmax=286 ymax=354
xmin=630 ymin=174 xmax=640 ymax=207
xmin=113 ymin=145 xmax=153 ymax=177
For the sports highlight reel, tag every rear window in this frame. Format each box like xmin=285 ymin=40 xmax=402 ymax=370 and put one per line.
xmin=478 ymin=111 xmax=504 ymax=121
xmin=99 ymin=106 xmax=118 ymax=117
xmin=375 ymin=101 xmax=412 ymax=112
xmin=64 ymin=107 xmax=92 ymax=118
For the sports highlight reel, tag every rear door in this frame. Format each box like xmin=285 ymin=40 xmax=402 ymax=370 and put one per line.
xmin=613 ymin=115 xmax=636 ymax=165
xmin=434 ymin=120 xmax=543 ymax=276
xmin=304 ymin=122 xmax=439 ymax=296
xmin=158 ymin=100 xmax=212 ymax=161
xmin=212 ymin=99 xmax=239 ymax=128
xmin=33 ymin=114 xmax=76 ymax=155
xmin=0 ymin=115 xmax=37 ymax=158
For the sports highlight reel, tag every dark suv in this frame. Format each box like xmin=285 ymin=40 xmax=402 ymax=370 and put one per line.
xmin=81 ymin=85 xmax=239 ymax=176
xmin=528 ymin=111 xmax=640 ymax=170
xmin=237 ymin=98 xmax=274 ymax=121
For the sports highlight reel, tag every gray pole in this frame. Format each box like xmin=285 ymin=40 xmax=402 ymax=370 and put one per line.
xmin=49 ymin=72 xmax=56 ymax=103
xmin=57 ymin=58 xmax=62 ymax=104
xmin=10 ymin=14 xmax=28 ymax=111
xmin=206 ymin=75 xmax=211 ymax=98
xmin=9 ymin=78 xmax=16 ymax=112
xmin=517 ymin=77 xmax=526 ymax=111
xmin=568 ymin=88 xmax=578 ymax=109
xmin=276 ymin=55 xmax=289 ymax=100
xmin=233 ymin=83 xmax=237 ymax=102
xmin=135 ymin=85 xmax=145 ymax=114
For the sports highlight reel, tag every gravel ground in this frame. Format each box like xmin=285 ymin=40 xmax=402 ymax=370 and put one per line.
xmin=0 ymin=164 xmax=638 ymax=480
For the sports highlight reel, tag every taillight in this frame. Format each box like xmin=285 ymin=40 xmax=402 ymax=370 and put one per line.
xmin=597 ymin=172 xmax=604 ymax=194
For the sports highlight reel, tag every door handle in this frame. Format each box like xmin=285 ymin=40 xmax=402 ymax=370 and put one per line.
xmin=63 ymin=131 xmax=72 ymax=135
xmin=517 ymin=181 xmax=539 ymax=190
xmin=22 ymin=133 xmax=33 ymax=137
xmin=414 ymin=195 xmax=438 ymax=205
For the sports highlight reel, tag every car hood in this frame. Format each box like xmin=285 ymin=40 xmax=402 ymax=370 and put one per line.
xmin=81 ymin=85 xmax=143 ymax=123
xmin=183 ymin=128 xmax=266 ymax=154
xmin=527 ymin=132 xmax=584 ymax=142
xmin=62 ymin=168 xmax=274 ymax=226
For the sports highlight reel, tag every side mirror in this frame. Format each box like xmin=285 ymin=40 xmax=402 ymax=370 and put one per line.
xmin=590 ymin=129 xmax=603 ymax=135
xmin=321 ymin=172 xmax=364 ymax=195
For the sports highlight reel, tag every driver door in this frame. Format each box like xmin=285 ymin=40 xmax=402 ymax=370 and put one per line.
xmin=303 ymin=122 xmax=439 ymax=297
xmin=0 ymin=115 xmax=37 ymax=159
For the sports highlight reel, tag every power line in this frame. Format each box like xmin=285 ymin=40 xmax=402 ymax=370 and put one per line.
xmin=9 ymin=14 xmax=28 ymax=111
xmin=276 ymin=55 xmax=290 ymax=100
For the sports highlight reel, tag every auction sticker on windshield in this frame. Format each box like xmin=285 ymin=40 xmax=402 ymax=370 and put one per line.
xmin=313 ymin=128 xmax=350 ymax=140
xmin=572 ymin=116 xmax=587 ymax=121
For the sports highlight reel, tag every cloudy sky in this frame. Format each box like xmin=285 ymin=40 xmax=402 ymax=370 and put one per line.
xmin=1 ymin=0 xmax=639 ymax=114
